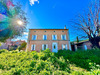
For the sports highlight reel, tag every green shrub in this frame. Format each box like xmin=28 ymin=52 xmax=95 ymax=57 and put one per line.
xmin=56 ymin=49 xmax=100 ymax=71
xmin=0 ymin=49 xmax=100 ymax=75
xmin=30 ymin=60 xmax=37 ymax=68
xmin=0 ymin=49 xmax=8 ymax=53
xmin=39 ymin=69 xmax=50 ymax=75
xmin=18 ymin=42 xmax=27 ymax=51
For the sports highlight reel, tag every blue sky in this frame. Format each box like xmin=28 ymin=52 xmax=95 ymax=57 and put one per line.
xmin=13 ymin=0 xmax=91 ymax=42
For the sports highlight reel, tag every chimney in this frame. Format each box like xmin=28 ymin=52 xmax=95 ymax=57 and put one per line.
xmin=64 ymin=25 xmax=66 ymax=29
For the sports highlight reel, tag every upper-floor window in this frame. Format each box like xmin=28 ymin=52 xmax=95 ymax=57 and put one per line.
xmin=32 ymin=35 xmax=37 ymax=40
xmin=31 ymin=44 xmax=36 ymax=50
xmin=42 ymin=44 xmax=48 ymax=50
xmin=43 ymin=35 xmax=47 ymax=40
xmin=62 ymin=31 xmax=64 ymax=32
xmin=61 ymin=35 xmax=66 ymax=40
xmin=52 ymin=35 xmax=57 ymax=40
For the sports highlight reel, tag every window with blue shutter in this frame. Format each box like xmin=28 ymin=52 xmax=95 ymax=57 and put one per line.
xmin=43 ymin=35 xmax=47 ymax=40
xmin=31 ymin=45 xmax=35 ymax=50
xmin=62 ymin=44 xmax=67 ymax=50
xmin=61 ymin=35 xmax=66 ymax=40
xmin=32 ymin=35 xmax=37 ymax=40
xmin=42 ymin=44 xmax=48 ymax=50
xmin=52 ymin=35 xmax=57 ymax=40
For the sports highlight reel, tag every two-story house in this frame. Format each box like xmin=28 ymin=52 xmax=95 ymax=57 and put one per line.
xmin=26 ymin=26 xmax=71 ymax=52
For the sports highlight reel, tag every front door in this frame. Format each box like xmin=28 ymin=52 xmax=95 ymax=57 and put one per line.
xmin=52 ymin=42 xmax=58 ymax=52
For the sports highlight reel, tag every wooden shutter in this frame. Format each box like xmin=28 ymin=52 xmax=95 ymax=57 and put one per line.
xmin=62 ymin=44 xmax=63 ymax=50
xmin=42 ymin=44 xmax=44 ymax=50
xmin=46 ymin=44 xmax=48 ymax=49
xmin=34 ymin=45 xmax=36 ymax=50
xmin=31 ymin=45 xmax=33 ymax=50
xmin=52 ymin=35 xmax=53 ymax=40
xmin=61 ymin=35 xmax=63 ymax=40
xmin=43 ymin=35 xmax=44 ymax=40
xmin=66 ymin=44 xmax=67 ymax=50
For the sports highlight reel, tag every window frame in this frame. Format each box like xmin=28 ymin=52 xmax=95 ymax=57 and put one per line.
xmin=43 ymin=35 xmax=47 ymax=40
xmin=31 ymin=44 xmax=36 ymax=51
xmin=42 ymin=44 xmax=48 ymax=50
xmin=32 ymin=35 xmax=37 ymax=40
xmin=52 ymin=35 xmax=57 ymax=40
xmin=61 ymin=35 xmax=66 ymax=40
xmin=62 ymin=44 xmax=67 ymax=50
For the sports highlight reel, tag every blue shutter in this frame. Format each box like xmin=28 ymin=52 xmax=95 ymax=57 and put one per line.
xmin=62 ymin=44 xmax=63 ymax=50
xmin=56 ymin=35 xmax=57 ymax=40
xmin=52 ymin=35 xmax=53 ymax=40
xmin=42 ymin=44 xmax=44 ymax=50
xmin=31 ymin=45 xmax=33 ymax=50
xmin=66 ymin=44 xmax=67 ymax=50
xmin=34 ymin=45 xmax=36 ymax=50
xmin=61 ymin=35 xmax=63 ymax=40
xmin=46 ymin=44 xmax=48 ymax=49
xmin=43 ymin=35 xmax=44 ymax=40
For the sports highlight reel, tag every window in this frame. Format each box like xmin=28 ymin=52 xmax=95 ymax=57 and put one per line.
xmin=16 ymin=42 xmax=19 ymax=44
xmin=52 ymin=35 xmax=57 ymax=40
xmin=62 ymin=44 xmax=67 ymax=50
xmin=84 ymin=45 xmax=87 ymax=50
xmin=61 ymin=35 xmax=66 ymax=40
xmin=32 ymin=35 xmax=37 ymax=40
xmin=62 ymin=31 xmax=64 ymax=32
xmin=42 ymin=44 xmax=48 ymax=50
xmin=43 ymin=35 xmax=47 ymax=40
xmin=31 ymin=45 xmax=36 ymax=50
xmin=54 ymin=44 xmax=56 ymax=49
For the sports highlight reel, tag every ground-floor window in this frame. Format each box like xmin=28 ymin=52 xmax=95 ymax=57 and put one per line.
xmin=84 ymin=45 xmax=87 ymax=50
xmin=31 ymin=44 xmax=35 ymax=50
xmin=62 ymin=44 xmax=67 ymax=50
xmin=42 ymin=44 xmax=48 ymax=50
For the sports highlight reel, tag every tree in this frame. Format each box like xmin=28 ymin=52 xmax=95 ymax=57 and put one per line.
xmin=0 ymin=42 xmax=1 ymax=46
xmin=18 ymin=42 xmax=27 ymax=51
xmin=0 ymin=0 xmax=28 ymax=42
xmin=76 ymin=36 xmax=79 ymax=43
xmin=71 ymin=0 xmax=100 ymax=49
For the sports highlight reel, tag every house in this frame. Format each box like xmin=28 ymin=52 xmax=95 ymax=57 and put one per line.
xmin=12 ymin=40 xmax=26 ymax=46
xmin=74 ymin=41 xmax=100 ymax=51
xmin=71 ymin=40 xmax=92 ymax=51
xmin=0 ymin=39 xmax=12 ymax=50
xmin=26 ymin=26 xmax=71 ymax=52
xmin=0 ymin=39 xmax=26 ymax=50
xmin=9 ymin=40 xmax=26 ymax=50
xmin=75 ymin=41 xmax=92 ymax=50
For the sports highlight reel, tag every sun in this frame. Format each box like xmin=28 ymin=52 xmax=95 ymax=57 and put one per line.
xmin=17 ymin=20 xmax=23 ymax=25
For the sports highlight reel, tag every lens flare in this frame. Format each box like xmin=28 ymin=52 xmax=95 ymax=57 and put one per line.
xmin=17 ymin=20 xmax=23 ymax=25
xmin=0 ymin=0 xmax=22 ymax=38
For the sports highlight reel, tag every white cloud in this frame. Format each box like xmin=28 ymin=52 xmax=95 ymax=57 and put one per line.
xmin=23 ymin=32 xmax=28 ymax=35
xmin=25 ymin=35 xmax=28 ymax=39
xmin=12 ymin=38 xmax=20 ymax=41
xmin=29 ymin=0 xmax=39 ymax=6
xmin=12 ymin=38 xmax=27 ymax=42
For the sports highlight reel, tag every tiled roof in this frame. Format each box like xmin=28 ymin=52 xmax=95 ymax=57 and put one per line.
xmin=74 ymin=40 xmax=89 ymax=45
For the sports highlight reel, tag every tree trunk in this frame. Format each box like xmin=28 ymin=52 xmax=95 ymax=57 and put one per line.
xmin=89 ymin=37 xmax=100 ymax=49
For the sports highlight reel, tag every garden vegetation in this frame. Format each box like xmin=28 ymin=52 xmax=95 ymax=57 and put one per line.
xmin=0 ymin=49 xmax=100 ymax=75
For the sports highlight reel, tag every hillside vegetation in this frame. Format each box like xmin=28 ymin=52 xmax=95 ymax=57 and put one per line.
xmin=0 ymin=49 xmax=100 ymax=75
